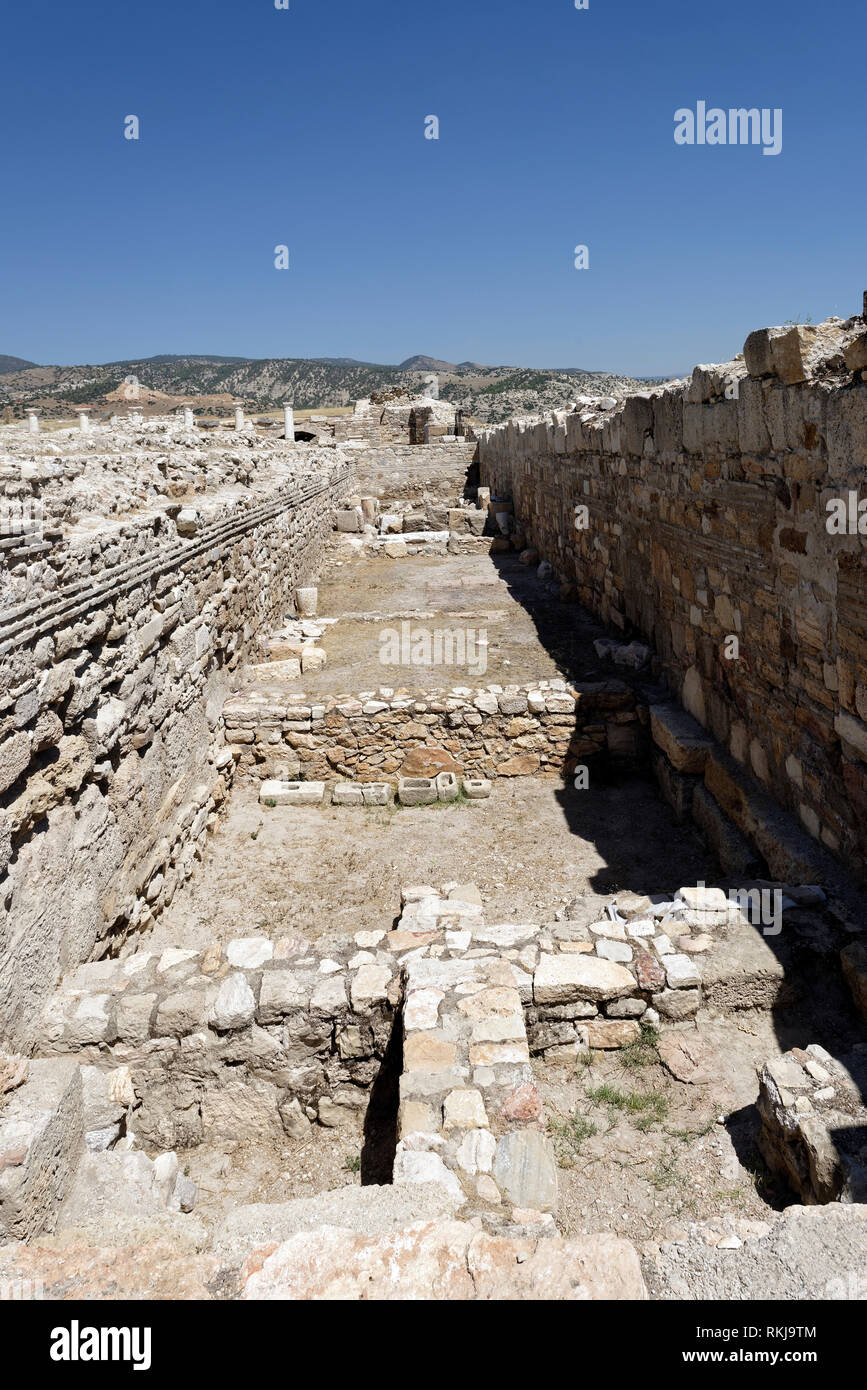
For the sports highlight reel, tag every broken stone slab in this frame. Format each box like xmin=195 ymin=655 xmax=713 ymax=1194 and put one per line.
xmin=664 ymin=954 xmax=702 ymax=990
xmin=213 ymin=1183 xmax=465 ymax=1262
xmin=240 ymin=1221 xmax=646 ymax=1300
xmin=0 ymin=1059 xmax=84 ymax=1241
xmin=259 ymin=779 xmax=325 ymax=806
xmin=398 ymin=776 xmax=438 ymax=807
xmin=757 ymin=1046 xmax=867 ymax=1204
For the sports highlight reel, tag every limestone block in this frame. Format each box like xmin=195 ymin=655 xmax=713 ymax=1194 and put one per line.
xmin=362 ymin=782 xmax=392 ymax=806
xmin=333 ymin=782 xmax=364 ymax=806
xmin=398 ymin=777 xmax=438 ymax=806
xmin=462 ymin=778 xmax=492 ymax=798
xmin=492 ymin=1130 xmax=558 ymax=1213
xmin=259 ymin=780 xmax=325 ymax=806
xmin=296 ymin=587 xmax=318 ymax=617
xmin=257 ymin=970 xmax=314 ymax=1024
xmin=534 ymin=954 xmax=635 ymax=1005
xmin=436 ymin=771 xmax=459 ymax=802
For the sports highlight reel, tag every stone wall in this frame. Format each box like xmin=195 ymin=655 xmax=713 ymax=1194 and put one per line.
xmin=0 ymin=458 xmax=354 ymax=1049
xmin=223 ymin=678 xmax=642 ymax=783
xmin=349 ymin=441 xmax=478 ymax=502
xmin=477 ymin=318 xmax=867 ymax=880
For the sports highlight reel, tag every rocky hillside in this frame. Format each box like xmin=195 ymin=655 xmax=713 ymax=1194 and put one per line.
xmin=0 ymin=352 xmax=663 ymax=423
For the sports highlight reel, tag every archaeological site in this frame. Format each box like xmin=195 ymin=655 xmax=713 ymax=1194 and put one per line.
xmin=1 ymin=307 xmax=867 ymax=1309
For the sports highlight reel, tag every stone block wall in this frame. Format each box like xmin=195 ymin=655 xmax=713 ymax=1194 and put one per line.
xmin=223 ymin=678 xmax=641 ymax=782
xmin=350 ymin=441 xmax=478 ymax=503
xmin=0 ymin=460 xmax=355 ymax=1049
xmin=477 ymin=321 xmax=867 ymax=878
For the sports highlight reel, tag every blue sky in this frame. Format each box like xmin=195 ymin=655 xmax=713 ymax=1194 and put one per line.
xmin=1 ymin=0 xmax=863 ymax=376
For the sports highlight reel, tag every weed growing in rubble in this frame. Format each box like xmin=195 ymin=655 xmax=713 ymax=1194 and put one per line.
xmin=587 ymin=1083 xmax=670 ymax=1130
xmin=649 ymin=1148 xmax=680 ymax=1191
xmin=549 ymin=1110 xmax=598 ymax=1164
xmin=669 ymin=1115 xmax=716 ymax=1144
xmin=619 ymin=1022 xmax=660 ymax=1070
xmin=344 ymin=1154 xmax=361 ymax=1174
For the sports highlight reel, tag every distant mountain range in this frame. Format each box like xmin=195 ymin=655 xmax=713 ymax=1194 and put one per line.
xmin=0 ymin=355 xmax=38 ymax=375
xmin=0 ymin=352 xmax=665 ymax=424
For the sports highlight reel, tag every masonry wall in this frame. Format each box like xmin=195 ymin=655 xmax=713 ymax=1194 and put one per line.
xmin=478 ymin=345 xmax=867 ymax=877
xmin=0 ymin=460 xmax=354 ymax=1049
xmin=223 ymin=679 xmax=641 ymax=782
xmin=349 ymin=441 xmax=478 ymax=502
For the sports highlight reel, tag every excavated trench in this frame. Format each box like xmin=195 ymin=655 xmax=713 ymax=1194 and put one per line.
xmin=88 ymin=535 xmax=863 ymax=1248
xmin=3 ymin=503 xmax=865 ymax=1285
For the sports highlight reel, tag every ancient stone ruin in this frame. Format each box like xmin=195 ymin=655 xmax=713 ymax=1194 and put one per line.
xmin=1 ymin=318 xmax=867 ymax=1301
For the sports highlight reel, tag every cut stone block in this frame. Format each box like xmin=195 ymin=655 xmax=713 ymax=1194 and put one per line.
xmin=436 ymin=771 xmax=459 ymax=802
xmin=362 ymin=782 xmax=392 ymax=806
xmin=462 ymin=778 xmax=492 ymax=799
xmin=260 ymin=780 xmax=325 ymax=806
xmin=692 ymin=784 xmax=763 ymax=877
xmin=650 ymin=704 xmax=714 ymax=774
xmin=534 ymin=954 xmax=636 ymax=1005
xmin=492 ymin=1130 xmax=558 ymax=1213
xmin=332 ymin=783 xmax=364 ymax=806
xmin=296 ymin=587 xmax=318 ymax=617
xmin=398 ymin=777 xmax=438 ymax=807
xmin=301 ymin=647 xmax=326 ymax=673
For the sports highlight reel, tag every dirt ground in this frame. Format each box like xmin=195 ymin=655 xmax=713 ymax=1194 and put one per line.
xmin=154 ymin=777 xmax=720 ymax=953
xmin=142 ymin=541 xmax=855 ymax=1246
xmin=538 ymin=1013 xmax=790 ymax=1245
xmin=262 ymin=545 xmax=623 ymax=697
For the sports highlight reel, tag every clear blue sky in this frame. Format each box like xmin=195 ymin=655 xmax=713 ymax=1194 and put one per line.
xmin=1 ymin=0 xmax=864 ymax=376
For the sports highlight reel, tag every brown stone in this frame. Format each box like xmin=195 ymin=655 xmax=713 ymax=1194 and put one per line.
xmin=403 ymin=1032 xmax=457 ymax=1071
xmin=401 ymin=746 xmax=461 ymax=778
xmin=496 ymin=754 xmax=541 ymax=777
xmin=585 ymin=1019 xmax=640 ymax=1049
xmin=633 ymin=950 xmax=666 ymax=992
xmin=657 ymin=1032 xmax=716 ymax=1083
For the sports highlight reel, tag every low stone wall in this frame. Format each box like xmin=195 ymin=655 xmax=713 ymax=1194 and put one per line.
xmin=223 ymin=678 xmax=642 ymax=782
xmin=0 ymin=460 xmax=355 ymax=1050
xmin=349 ymin=441 xmax=478 ymax=503
xmin=477 ymin=317 xmax=867 ymax=878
